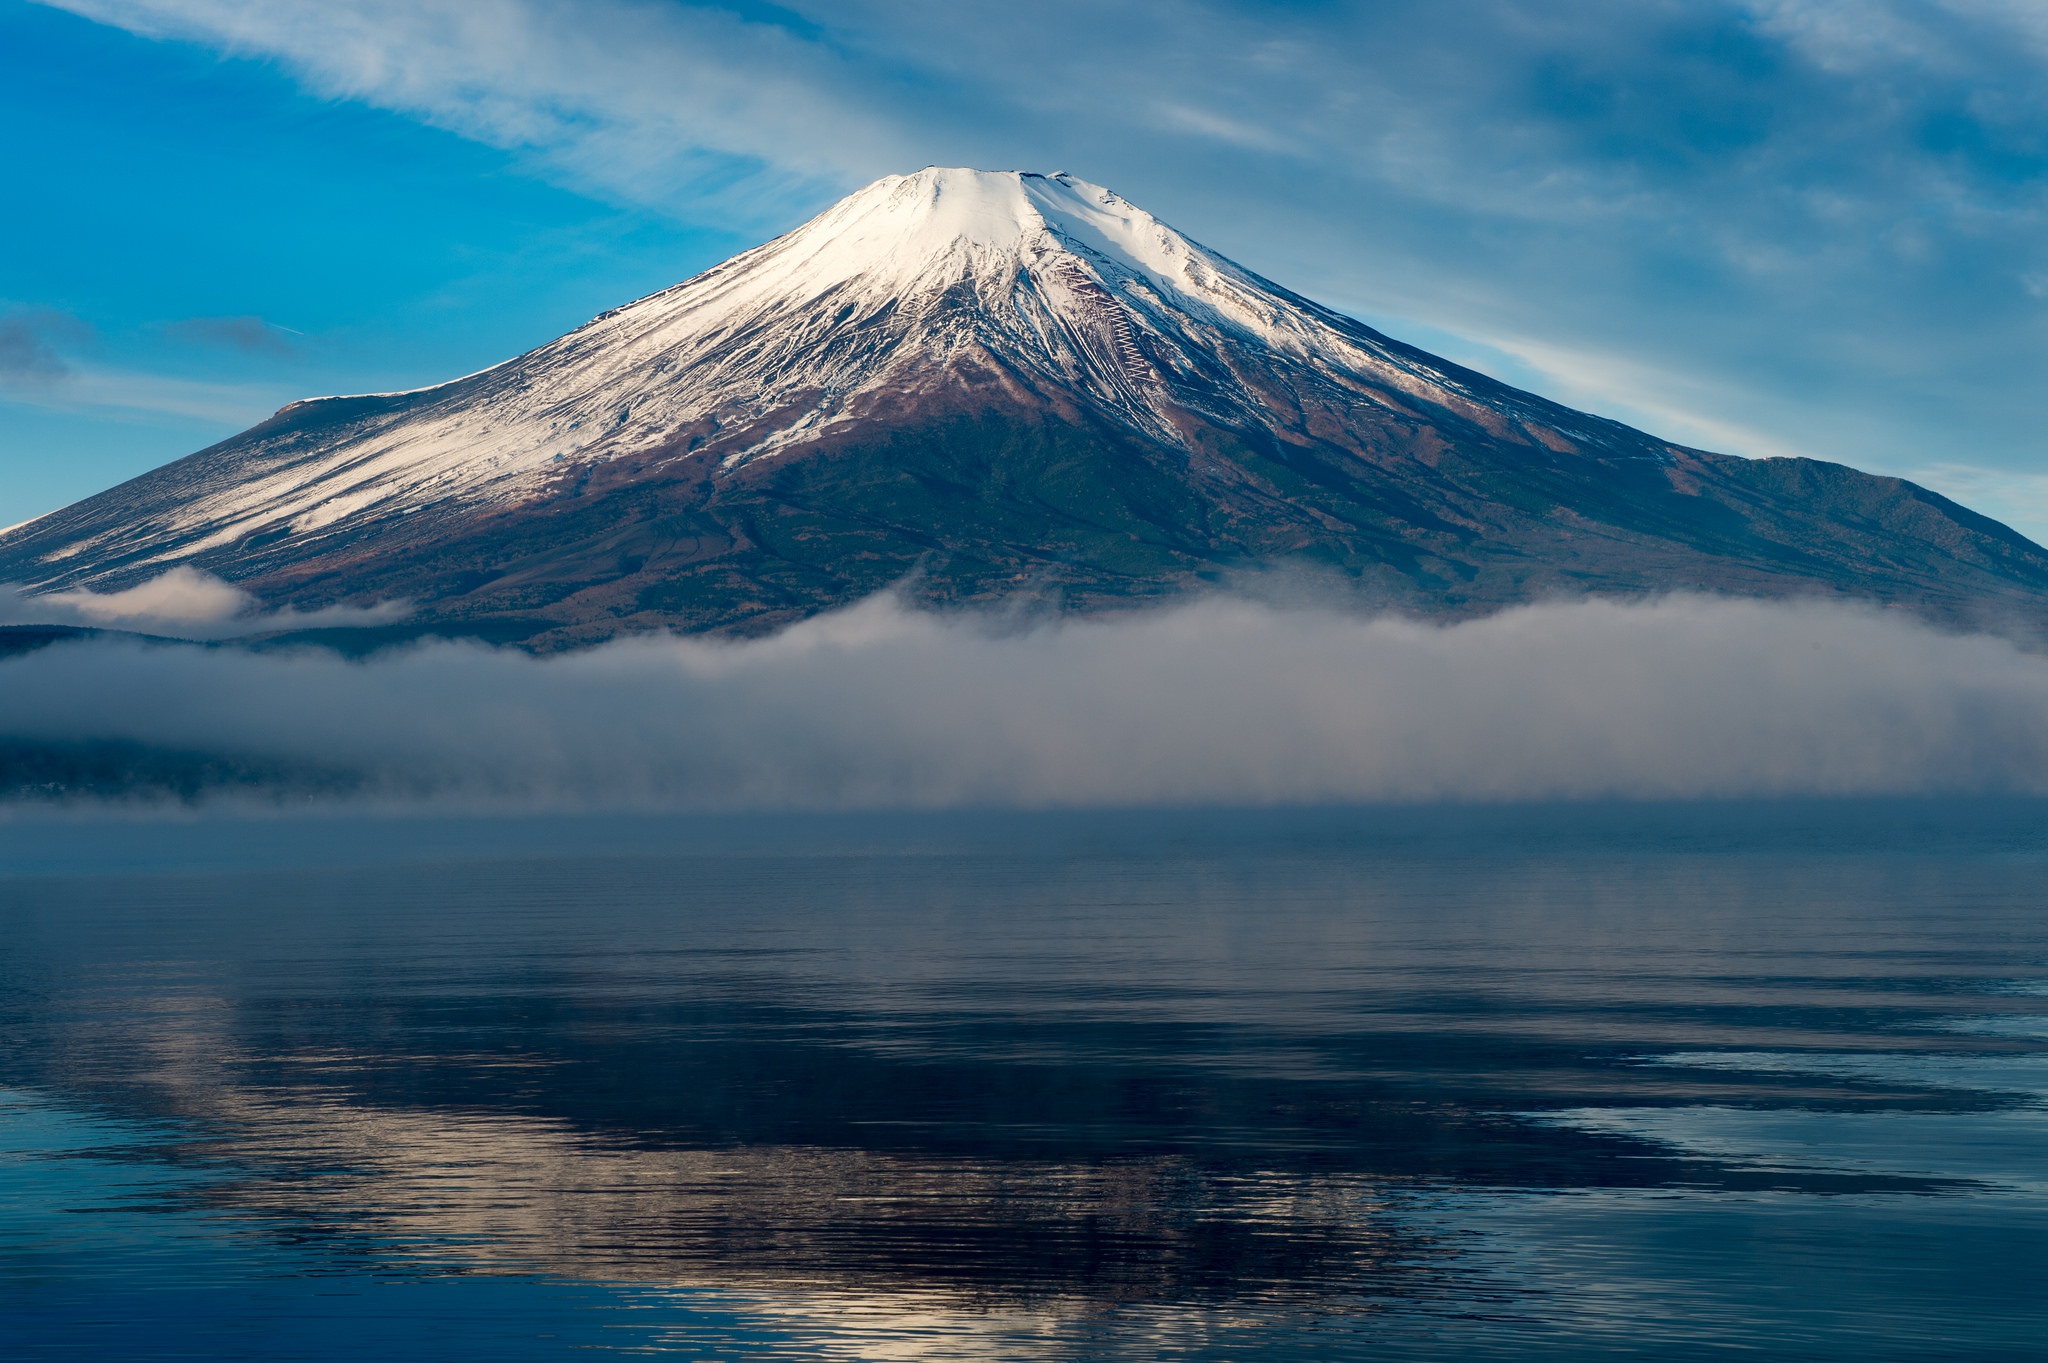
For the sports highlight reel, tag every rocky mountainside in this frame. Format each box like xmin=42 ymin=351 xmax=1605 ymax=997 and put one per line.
xmin=5 ymin=167 xmax=2047 ymax=647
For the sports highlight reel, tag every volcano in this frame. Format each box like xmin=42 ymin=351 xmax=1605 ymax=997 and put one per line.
xmin=5 ymin=167 xmax=2047 ymax=647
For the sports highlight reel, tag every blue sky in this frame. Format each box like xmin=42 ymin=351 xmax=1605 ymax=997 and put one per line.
xmin=5 ymin=0 xmax=2048 ymax=538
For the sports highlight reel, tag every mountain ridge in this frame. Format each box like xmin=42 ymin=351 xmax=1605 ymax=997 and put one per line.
xmin=5 ymin=167 xmax=2047 ymax=648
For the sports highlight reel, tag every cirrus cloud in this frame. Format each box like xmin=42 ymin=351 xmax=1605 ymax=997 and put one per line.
xmin=29 ymin=0 xmax=2048 ymax=544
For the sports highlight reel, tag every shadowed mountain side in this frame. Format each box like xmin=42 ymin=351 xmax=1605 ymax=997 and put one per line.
xmin=3 ymin=168 xmax=2044 ymax=648
xmin=79 ymin=388 xmax=2048 ymax=650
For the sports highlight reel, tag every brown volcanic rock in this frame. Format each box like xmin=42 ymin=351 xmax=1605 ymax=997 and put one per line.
xmin=4 ymin=168 xmax=2046 ymax=648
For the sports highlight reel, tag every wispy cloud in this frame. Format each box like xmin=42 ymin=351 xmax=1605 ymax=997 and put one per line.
xmin=1908 ymin=463 xmax=2048 ymax=547
xmin=0 ymin=309 xmax=92 ymax=382
xmin=1150 ymin=101 xmax=1294 ymax=154
xmin=1 ymin=304 xmax=286 ymax=425
xmin=0 ymin=362 xmax=287 ymax=426
xmin=41 ymin=0 xmax=909 ymax=229
xmin=1463 ymin=331 xmax=1821 ymax=463
xmin=4 ymin=589 xmax=2048 ymax=807
xmin=162 ymin=314 xmax=301 ymax=357
xmin=28 ymin=0 xmax=2048 ymax=512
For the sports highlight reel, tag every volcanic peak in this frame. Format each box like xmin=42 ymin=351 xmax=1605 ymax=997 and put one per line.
xmin=7 ymin=166 xmax=2048 ymax=650
xmin=2 ymin=167 xmax=1436 ymax=588
xmin=685 ymin=168 xmax=1199 ymax=306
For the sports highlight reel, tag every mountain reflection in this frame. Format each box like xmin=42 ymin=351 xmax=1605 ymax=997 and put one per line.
xmin=4 ymin=805 xmax=2046 ymax=1355
xmin=165 ymin=1084 xmax=1441 ymax=1306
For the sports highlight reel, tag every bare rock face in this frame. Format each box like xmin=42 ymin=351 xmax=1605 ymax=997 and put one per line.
xmin=6 ymin=167 xmax=2047 ymax=648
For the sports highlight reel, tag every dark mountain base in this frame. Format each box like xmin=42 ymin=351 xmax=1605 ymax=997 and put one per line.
xmin=215 ymin=400 xmax=2048 ymax=650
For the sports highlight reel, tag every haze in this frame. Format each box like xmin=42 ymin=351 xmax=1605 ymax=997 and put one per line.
xmin=5 ymin=588 xmax=2046 ymax=807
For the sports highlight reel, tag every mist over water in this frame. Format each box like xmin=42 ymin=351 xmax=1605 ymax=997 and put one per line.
xmin=8 ymin=583 xmax=2048 ymax=1356
xmin=4 ymin=591 xmax=2048 ymax=806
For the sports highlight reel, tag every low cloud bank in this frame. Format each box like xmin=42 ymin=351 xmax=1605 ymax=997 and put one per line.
xmin=0 ymin=567 xmax=409 ymax=638
xmin=3 ymin=592 xmax=2047 ymax=807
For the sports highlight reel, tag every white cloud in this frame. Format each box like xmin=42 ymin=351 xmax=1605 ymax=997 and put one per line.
xmin=41 ymin=0 xmax=908 ymax=226
xmin=1150 ymin=102 xmax=1295 ymax=154
xmin=5 ymin=591 xmax=2048 ymax=807
xmin=1740 ymin=0 xmax=1948 ymax=73
xmin=34 ymin=564 xmax=249 ymax=626
xmin=1747 ymin=0 xmax=2048 ymax=74
xmin=30 ymin=0 xmax=2048 ymax=516
xmin=0 ymin=566 xmax=410 ymax=638
xmin=0 ymin=360 xmax=287 ymax=426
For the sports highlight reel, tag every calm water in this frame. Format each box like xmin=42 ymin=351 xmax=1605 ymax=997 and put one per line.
xmin=2 ymin=803 xmax=2045 ymax=1359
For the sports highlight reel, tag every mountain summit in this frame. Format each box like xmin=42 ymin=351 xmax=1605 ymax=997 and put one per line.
xmin=7 ymin=167 xmax=2048 ymax=645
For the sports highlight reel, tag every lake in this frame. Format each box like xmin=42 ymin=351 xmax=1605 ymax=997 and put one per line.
xmin=2 ymin=802 xmax=2045 ymax=1359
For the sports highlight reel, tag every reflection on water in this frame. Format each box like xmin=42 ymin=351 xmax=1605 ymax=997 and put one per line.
xmin=2 ymin=803 xmax=2046 ymax=1358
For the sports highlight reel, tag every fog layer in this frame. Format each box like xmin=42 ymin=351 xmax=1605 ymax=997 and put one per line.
xmin=4 ymin=592 xmax=2047 ymax=807
xmin=0 ymin=565 xmax=410 ymax=637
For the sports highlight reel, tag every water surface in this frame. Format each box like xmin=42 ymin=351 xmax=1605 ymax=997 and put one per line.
xmin=2 ymin=803 xmax=2045 ymax=1358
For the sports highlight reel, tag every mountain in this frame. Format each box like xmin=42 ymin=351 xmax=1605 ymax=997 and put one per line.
xmin=5 ymin=167 xmax=2047 ymax=647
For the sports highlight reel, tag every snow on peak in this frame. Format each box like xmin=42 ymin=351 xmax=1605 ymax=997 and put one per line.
xmin=23 ymin=168 xmax=1485 ymax=580
xmin=836 ymin=167 xmax=1048 ymax=252
xmin=822 ymin=166 xmax=1192 ymax=272
xmin=603 ymin=169 xmax=1232 ymax=332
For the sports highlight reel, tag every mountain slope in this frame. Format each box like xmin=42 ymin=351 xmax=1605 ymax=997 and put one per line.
xmin=5 ymin=167 xmax=2046 ymax=646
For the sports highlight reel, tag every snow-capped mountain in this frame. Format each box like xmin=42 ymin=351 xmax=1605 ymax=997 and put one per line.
xmin=5 ymin=167 xmax=2047 ymax=646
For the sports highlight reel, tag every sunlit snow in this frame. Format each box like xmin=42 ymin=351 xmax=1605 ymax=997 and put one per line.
xmin=0 ymin=168 xmax=1586 ymax=587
